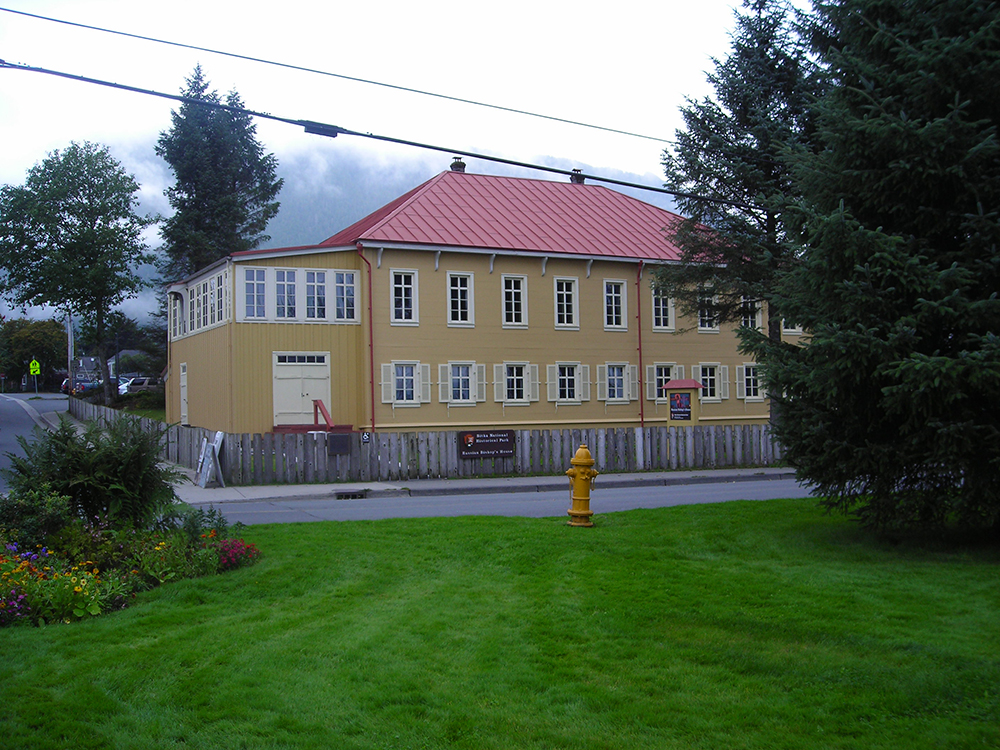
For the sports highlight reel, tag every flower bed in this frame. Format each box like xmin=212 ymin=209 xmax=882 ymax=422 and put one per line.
xmin=1 ymin=511 xmax=261 ymax=627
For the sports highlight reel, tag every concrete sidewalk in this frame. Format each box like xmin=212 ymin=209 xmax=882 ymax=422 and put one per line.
xmin=40 ymin=409 xmax=795 ymax=507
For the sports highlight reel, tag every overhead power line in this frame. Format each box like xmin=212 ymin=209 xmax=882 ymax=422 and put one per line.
xmin=0 ymin=59 xmax=755 ymax=210
xmin=0 ymin=6 xmax=671 ymax=145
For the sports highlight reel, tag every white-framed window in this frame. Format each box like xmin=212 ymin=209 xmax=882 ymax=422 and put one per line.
xmin=208 ymin=279 xmax=217 ymax=325
xmin=597 ymin=363 xmax=639 ymax=403
xmin=170 ymin=294 xmax=185 ymax=339
xmin=651 ymin=289 xmax=675 ymax=331
xmin=333 ymin=271 xmax=357 ymax=322
xmin=736 ymin=363 xmax=765 ymax=401
xmin=741 ymin=296 xmax=762 ymax=330
xmin=391 ymin=269 xmax=418 ymax=325
xmin=447 ymin=272 xmax=474 ymax=327
xmin=502 ymin=275 xmax=527 ymax=328
xmin=645 ymin=363 xmax=685 ymax=401
xmin=493 ymin=362 xmax=540 ymax=405
xmin=698 ymin=294 xmax=719 ymax=332
xmin=306 ymin=271 xmax=327 ymax=320
xmin=604 ymin=280 xmax=627 ymax=330
xmin=198 ymin=281 xmax=209 ymax=329
xmin=782 ymin=320 xmax=804 ymax=335
xmin=438 ymin=362 xmax=487 ymax=405
xmin=275 ymin=269 xmax=297 ymax=319
xmin=554 ymin=277 xmax=579 ymax=329
xmin=692 ymin=363 xmax=729 ymax=402
xmin=381 ymin=361 xmax=431 ymax=406
xmin=276 ymin=353 xmax=327 ymax=364
xmin=244 ymin=268 xmax=266 ymax=319
xmin=216 ymin=272 xmax=227 ymax=324
xmin=546 ymin=362 xmax=590 ymax=403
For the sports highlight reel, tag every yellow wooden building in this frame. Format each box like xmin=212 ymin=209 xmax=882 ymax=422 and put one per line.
xmin=165 ymin=164 xmax=794 ymax=435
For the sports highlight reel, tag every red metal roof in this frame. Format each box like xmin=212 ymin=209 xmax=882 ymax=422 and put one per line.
xmin=311 ymin=171 xmax=686 ymax=261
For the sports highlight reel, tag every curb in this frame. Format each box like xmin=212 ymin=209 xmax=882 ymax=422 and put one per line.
xmin=179 ymin=469 xmax=798 ymax=506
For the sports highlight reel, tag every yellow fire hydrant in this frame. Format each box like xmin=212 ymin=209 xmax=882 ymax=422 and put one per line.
xmin=566 ymin=444 xmax=599 ymax=527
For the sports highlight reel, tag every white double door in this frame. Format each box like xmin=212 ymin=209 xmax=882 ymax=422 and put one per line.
xmin=272 ymin=352 xmax=331 ymax=426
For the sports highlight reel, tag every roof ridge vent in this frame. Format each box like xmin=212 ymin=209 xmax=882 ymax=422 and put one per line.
xmin=570 ymin=169 xmax=585 ymax=184
xmin=450 ymin=157 xmax=466 ymax=173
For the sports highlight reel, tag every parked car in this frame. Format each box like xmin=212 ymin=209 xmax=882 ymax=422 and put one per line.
xmin=72 ymin=379 xmax=101 ymax=396
xmin=118 ymin=377 xmax=134 ymax=395
xmin=61 ymin=378 xmax=70 ymax=394
xmin=127 ymin=377 xmax=161 ymax=393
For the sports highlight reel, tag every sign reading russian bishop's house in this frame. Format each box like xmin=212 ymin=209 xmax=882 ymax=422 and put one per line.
xmin=459 ymin=430 xmax=515 ymax=459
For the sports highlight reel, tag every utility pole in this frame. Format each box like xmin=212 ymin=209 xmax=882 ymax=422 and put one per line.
xmin=66 ymin=309 xmax=74 ymax=391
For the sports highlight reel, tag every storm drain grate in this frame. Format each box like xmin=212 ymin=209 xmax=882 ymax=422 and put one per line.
xmin=335 ymin=491 xmax=367 ymax=500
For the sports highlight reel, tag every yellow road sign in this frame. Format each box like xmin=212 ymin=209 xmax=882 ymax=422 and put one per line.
xmin=29 ymin=359 xmax=40 ymax=376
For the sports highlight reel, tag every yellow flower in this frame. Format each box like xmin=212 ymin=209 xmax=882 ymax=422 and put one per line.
xmin=74 ymin=586 xmax=82 ymax=593
xmin=93 ymin=568 xmax=99 ymax=575
xmin=71 ymin=576 xmax=78 ymax=583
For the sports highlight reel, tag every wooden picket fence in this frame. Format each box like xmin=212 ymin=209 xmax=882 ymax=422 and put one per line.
xmin=69 ymin=399 xmax=783 ymax=486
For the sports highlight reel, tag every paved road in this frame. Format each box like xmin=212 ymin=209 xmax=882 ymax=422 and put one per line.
xmin=207 ymin=477 xmax=815 ymax=525
xmin=0 ymin=393 xmax=68 ymax=492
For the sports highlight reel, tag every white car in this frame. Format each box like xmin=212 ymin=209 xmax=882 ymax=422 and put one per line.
xmin=118 ymin=378 xmax=133 ymax=395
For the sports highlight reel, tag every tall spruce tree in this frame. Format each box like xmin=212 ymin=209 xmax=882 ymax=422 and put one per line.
xmin=156 ymin=65 xmax=283 ymax=279
xmin=747 ymin=0 xmax=1000 ymax=533
xmin=655 ymin=0 xmax=819 ymax=342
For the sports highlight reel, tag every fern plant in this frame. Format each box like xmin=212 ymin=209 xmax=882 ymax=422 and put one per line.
xmin=1 ymin=419 xmax=180 ymax=530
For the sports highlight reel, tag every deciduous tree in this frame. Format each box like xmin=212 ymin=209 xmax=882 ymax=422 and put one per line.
xmin=0 ymin=318 xmax=68 ymax=390
xmin=0 ymin=142 xmax=154 ymax=403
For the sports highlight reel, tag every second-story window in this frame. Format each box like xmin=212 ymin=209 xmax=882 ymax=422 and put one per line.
xmin=604 ymin=280 xmax=626 ymax=329
xmin=306 ymin=271 xmax=326 ymax=319
xmin=391 ymin=270 xmax=418 ymax=324
xmin=652 ymin=289 xmax=675 ymax=331
xmin=554 ymin=277 xmax=578 ymax=329
xmin=245 ymin=268 xmax=265 ymax=319
xmin=275 ymin=270 xmax=296 ymax=318
xmin=334 ymin=271 xmax=356 ymax=321
xmin=698 ymin=294 xmax=719 ymax=332
xmin=741 ymin=296 xmax=761 ymax=330
xmin=448 ymin=272 xmax=474 ymax=326
xmin=502 ymin=275 xmax=527 ymax=328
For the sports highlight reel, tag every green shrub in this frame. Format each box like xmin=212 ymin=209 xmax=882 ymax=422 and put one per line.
xmin=1 ymin=419 xmax=180 ymax=530
xmin=0 ymin=484 xmax=74 ymax=548
xmin=117 ymin=389 xmax=165 ymax=411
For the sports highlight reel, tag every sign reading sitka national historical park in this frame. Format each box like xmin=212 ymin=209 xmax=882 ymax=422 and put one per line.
xmin=458 ymin=430 xmax=516 ymax=459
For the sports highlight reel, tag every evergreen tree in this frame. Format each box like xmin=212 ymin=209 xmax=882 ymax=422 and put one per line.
xmin=156 ymin=65 xmax=283 ymax=279
xmin=748 ymin=0 xmax=1000 ymax=533
xmin=0 ymin=142 xmax=154 ymax=404
xmin=655 ymin=0 xmax=819 ymax=341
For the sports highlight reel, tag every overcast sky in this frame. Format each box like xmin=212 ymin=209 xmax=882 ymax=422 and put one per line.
xmin=0 ymin=0 xmax=745 ymax=321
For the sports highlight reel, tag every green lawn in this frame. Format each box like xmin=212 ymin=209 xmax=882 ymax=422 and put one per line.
xmin=2 ymin=499 xmax=997 ymax=749
xmin=117 ymin=406 xmax=166 ymax=421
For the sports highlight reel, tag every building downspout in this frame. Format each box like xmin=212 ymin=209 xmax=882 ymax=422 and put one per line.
xmin=357 ymin=242 xmax=376 ymax=434
xmin=636 ymin=260 xmax=645 ymax=429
